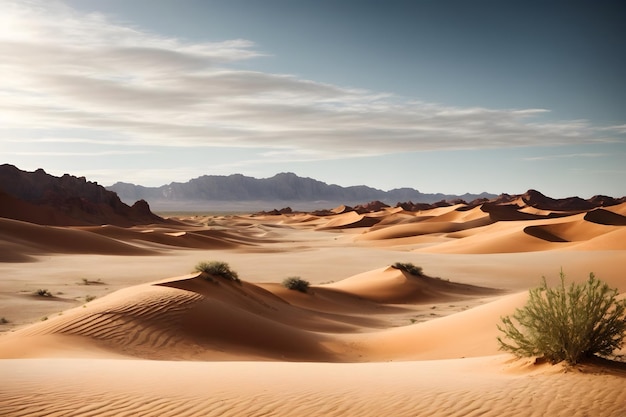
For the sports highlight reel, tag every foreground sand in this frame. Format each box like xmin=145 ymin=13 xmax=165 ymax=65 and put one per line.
xmin=1 ymin=202 xmax=625 ymax=416
xmin=2 ymin=356 xmax=625 ymax=417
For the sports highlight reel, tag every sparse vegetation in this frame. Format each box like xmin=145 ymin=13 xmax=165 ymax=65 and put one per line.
xmin=194 ymin=261 xmax=240 ymax=283
xmin=85 ymin=295 xmax=96 ymax=302
xmin=35 ymin=289 xmax=52 ymax=297
xmin=0 ymin=317 xmax=8 ymax=324
xmin=497 ymin=271 xmax=626 ymax=365
xmin=41 ymin=316 xmax=48 ymax=321
xmin=391 ymin=262 xmax=423 ymax=277
xmin=81 ymin=278 xmax=104 ymax=285
xmin=282 ymin=276 xmax=310 ymax=293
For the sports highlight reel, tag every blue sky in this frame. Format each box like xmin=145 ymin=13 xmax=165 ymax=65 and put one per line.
xmin=1 ymin=0 xmax=624 ymax=197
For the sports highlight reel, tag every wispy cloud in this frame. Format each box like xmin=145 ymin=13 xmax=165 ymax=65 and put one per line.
xmin=6 ymin=150 xmax=151 ymax=156
xmin=1 ymin=0 xmax=623 ymax=162
xmin=523 ymin=153 xmax=609 ymax=161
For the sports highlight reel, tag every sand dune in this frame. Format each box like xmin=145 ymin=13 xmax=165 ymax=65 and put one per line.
xmin=371 ymin=210 xmax=423 ymax=226
xmin=0 ymin=267 xmax=505 ymax=362
xmin=0 ymin=274 xmax=334 ymax=361
xmin=354 ymin=203 xmax=625 ymax=253
xmin=324 ymin=266 xmax=500 ymax=304
xmin=83 ymin=225 xmax=248 ymax=249
xmin=525 ymin=218 xmax=622 ymax=242
xmin=569 ymin=227 xmax=626 ymax=251
xmin=2 ymin=198 xmax=625 ymax=416
xmin=0 ymin=215 xmax=288 ymax=261
xmin=316 ymin=211 xmax=383 ymax=229
xmin=415 ymin=220 xmax=564 ymax=254
xmin=353 ymin=292 xmax=528 ymax=360
xmin=358 ymin=216 xmax=494 ymax=241
xmin=0 ymin=217 xmax=154 ymax=261
xmin=603 ymin=201 xmax=626 ymax=216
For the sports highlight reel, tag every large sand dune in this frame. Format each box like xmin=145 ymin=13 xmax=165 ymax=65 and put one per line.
xmin=1 ymin=200 xmax=625 ymax=416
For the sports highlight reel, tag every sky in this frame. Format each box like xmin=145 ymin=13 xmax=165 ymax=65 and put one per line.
xmin=1 ymin=0 xmax=625 ymax=198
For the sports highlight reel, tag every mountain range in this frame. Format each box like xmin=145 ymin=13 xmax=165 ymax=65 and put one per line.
xmin=108 ymin=172 xmax=497 ymax=211
xmin=2 ymin=165 xmax=624 ymax=223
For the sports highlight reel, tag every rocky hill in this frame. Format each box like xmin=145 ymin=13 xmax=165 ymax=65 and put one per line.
xmin=0 ymin=164 xmax=165 ymax=226
xmin=259 ymin=189 xmax=626 ymax=217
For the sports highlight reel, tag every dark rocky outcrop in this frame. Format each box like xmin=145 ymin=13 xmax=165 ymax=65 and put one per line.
xmin=0 ymin=164 xmax=166 ymax=226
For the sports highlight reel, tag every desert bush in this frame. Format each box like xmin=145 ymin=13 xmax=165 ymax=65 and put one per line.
xmin=35 ymin=289 xmax=52 ymax=297
xmin=85 ymin=295 xmax=96 ymax=302
xmin=194 ymin=261 xmax=240 ymax=283
xmin=82 ymin=278 xmax=104 ymax=285
xmin=391 ymin=262 xmax=423 ymax=277
xmin=497 ymin=271 xmax=626 ymax=365
xmin=0 ymin=317 xmax=8 ymax=324
xmin=282 ymin=276 xmax=310 ymax=293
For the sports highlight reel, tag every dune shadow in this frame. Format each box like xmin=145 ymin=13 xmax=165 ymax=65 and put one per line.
xmin=575 ymin=356 xmax=626 ymax=378
xmin=523 ymin=225 xmax=569 ymax=242
xmin=584 ymin=209 xmax=626 ymax=226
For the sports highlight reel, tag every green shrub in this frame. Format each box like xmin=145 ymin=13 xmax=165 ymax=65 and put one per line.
xmin=497 ymin=271 xmax=626 ymax=365
xmin=82 ymin=278 xmax=104 ymax=285
xmin=391 ymin=262 xmax=423 ymax=277
xmin=282 ymin=276 xmax=310 ymax=293
xmin=194 ymin=261 xmax=240 ymax=283
xmin=85 ymin=295 xmax=96 ymax=302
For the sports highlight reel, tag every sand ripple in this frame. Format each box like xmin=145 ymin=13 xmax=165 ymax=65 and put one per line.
xmin=1 ymin=358 xmax=625 ymax=417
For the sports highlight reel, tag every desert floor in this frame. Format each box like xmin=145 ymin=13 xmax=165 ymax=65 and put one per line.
xmin=1 ymin=203 xmax=625 ymax=416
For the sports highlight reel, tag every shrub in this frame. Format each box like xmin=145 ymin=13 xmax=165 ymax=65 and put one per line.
xmin=282 ymin=277 xmax=310 ymax=293
xmin=497 ymin=271 xmax=626 ymax=365
xmin=82 ymin=278 xmax=104 ymax=285
xmin=391 ymin=262 xmax=423 ymax=277
xmin=194 ymin=261 xmax=240 ymax=283
xmin=85 ymin=295 xmax=96 ymax=302
xmin=35 ymin=289 xmax=52 ymax=297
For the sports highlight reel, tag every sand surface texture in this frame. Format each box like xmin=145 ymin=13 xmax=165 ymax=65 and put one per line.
xmin=1 ymin=201 xmax=625 ymax=416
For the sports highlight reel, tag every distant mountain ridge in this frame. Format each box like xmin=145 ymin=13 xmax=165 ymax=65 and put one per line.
xmin=108 ymin=172 xmax=496 ymax=210
xmin=1 ymin=165 xmax=623 ymax=221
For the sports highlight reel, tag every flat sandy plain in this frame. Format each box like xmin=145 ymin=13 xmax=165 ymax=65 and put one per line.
xmin=1 ymin=201 xmax=625 ymax=416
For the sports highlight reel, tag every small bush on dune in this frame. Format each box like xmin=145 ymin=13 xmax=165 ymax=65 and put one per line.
xmin=194 ymin=261 xmax=240 ymax=283
xmin=81 ymin=278 xmax=104 ymax=285
xmin=35 ymin=289 xmax=52 ymax=297
xmin=391 ymin=262 xmax=423 ymax=277
xmin=282 ymin=277 xmax=310 ymax=293
xmin=497 ymin=270 xmax=626 ymax=365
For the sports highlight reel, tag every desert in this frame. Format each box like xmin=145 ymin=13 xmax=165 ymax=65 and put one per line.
xmin=3 ymin=1 xmax=625 ymax=415
xmin=1 ymin=167 xmax=625 ymax=416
